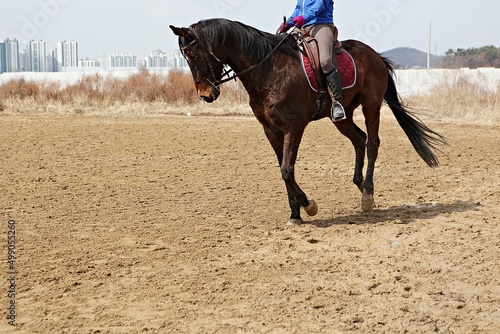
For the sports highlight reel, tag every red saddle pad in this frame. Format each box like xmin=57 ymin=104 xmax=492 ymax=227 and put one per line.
xmin=301 ymin=49 xmax=357 ymax=92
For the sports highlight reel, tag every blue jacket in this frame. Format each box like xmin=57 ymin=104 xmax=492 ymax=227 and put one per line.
xmin=289 ymin=0 xmax=334 ymax=26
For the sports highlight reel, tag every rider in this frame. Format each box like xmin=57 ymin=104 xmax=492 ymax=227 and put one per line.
xmin=279 ymin=0 xmax=346 ymax=122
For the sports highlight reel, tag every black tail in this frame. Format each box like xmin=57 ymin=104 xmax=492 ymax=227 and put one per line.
xmin=382 ymin=57 xmax=446 ymax=167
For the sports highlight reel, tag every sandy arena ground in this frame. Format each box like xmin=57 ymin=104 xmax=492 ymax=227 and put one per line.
xmin=1 ymin=113 xmax=499 ymax=333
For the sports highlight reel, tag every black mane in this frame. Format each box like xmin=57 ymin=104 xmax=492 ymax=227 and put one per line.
xmin=189 ymin=18 xmax=298 ymax=62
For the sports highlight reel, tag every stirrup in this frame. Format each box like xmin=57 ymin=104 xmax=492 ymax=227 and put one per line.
xmin=331 ymin=101 xmax=346 ymax=122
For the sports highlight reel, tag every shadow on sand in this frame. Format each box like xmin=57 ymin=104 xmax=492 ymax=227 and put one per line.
xmin=306 ymin=200 xmax=481 ymax=228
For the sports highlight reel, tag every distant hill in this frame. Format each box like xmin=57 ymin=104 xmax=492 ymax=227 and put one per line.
xmin=381 ymin=47 xmax=443 ymax=69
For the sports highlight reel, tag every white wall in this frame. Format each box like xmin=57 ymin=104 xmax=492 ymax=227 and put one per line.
xmin=394 ymin=68 xmax=500 ymax=97
xmin=0 ymin=68 xmax=182 ymax=87
xmin=1 ymin=68 xmax=499 ymax=96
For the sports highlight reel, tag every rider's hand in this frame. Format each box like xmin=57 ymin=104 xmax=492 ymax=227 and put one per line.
xmin=278 ymin=22 xmax=292 ymax=33
xmin=292 ymin=16 xmax=305 ymax=28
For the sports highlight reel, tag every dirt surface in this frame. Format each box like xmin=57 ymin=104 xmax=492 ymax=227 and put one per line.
xmin=1 ymin=114 xmax=499 ymax=333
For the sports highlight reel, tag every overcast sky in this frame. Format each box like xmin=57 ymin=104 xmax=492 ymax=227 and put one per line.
xmin=1 ymin=0 xmax=499 ymax=58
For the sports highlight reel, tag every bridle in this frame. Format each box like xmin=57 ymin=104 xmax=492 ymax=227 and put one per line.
xmin=180 ymin=32 xmax=291 ymax=92
xmin=180 ymin=39 xmax=223 ymax=92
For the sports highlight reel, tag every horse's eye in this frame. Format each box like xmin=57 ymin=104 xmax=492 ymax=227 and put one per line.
xmin=184 ymin=49 xmax=199 ymax=62
xmin=190 ymin=51 xmax=199 ymax=61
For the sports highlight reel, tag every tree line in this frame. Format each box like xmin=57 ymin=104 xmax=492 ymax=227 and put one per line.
xmin=439 ymin=45 xmax=500 ymax=68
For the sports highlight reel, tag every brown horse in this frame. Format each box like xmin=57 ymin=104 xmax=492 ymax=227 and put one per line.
xmin=170 ymin=19 xmax=445 ymax=225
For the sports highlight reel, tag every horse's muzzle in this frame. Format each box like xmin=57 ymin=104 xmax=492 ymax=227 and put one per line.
xmin=197 ymin=86 xmax=220 ymax=103
xmin=201 ymin=95 xmax=215 ymax=103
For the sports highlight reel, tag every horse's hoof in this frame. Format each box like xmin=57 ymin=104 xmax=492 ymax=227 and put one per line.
xmin=304 ymin=199 xmax=318 ymax=216
xmin=361 ymin=190 xmax=375 ymax=212
xmin=287 ymin=219 xmax=303 ymax=226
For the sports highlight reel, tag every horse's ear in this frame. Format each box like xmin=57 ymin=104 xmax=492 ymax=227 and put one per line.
xmin=170 ymin=25 xmax=190 ymax=37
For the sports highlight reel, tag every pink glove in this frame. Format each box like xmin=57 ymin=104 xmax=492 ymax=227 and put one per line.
xmin=279 ymin=22 xmax=292 ymax=33
xmin=292 ymin=15 xmax=305 ymax=27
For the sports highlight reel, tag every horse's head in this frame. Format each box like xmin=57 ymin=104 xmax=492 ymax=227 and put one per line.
xmin=170 ymin=25 xmax=224 ymax=103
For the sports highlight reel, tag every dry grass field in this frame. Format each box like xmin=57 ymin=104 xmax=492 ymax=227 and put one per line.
xmin=1 ymin=72 xmax=499 ymax=333
xmin=1 ymin=69 xmax=499 ymax=122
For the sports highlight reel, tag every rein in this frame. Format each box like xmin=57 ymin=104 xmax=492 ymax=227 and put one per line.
xmin=181 ymin=32 xmax=291 ymax=91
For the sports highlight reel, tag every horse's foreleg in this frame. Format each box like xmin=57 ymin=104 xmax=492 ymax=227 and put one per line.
xmin=264 ymin=127 xmax=318 ymax=225
xmin=264 ymin=128 xmax=302 ymax=223
xmin=264 ymin=126 xmax=317 ymax=224
xmin=282 ymin=168 xmax=318 ymax=224
xmin=282 ymin=128 xmax=318 ymax=225
xmin=264 ymin=127 xmax=284 ymax=165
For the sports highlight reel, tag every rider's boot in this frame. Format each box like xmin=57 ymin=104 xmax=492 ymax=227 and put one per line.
xmin=325 ymin=69 xmax=346 ymax=122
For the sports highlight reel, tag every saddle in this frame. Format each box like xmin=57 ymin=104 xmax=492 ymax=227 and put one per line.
xmin=293 ymin=27 xmax=356 ymax=93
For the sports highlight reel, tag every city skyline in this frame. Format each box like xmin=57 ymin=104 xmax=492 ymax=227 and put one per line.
xmin=2 ymin=1 xmax=500 ymax=60
xmin=2 ymin=0 xmax=500 ymax=73
xmin=0 ymin=38 xmax=79 ymax=73
xmin=0 ymin=37 xmax=187 ymax=73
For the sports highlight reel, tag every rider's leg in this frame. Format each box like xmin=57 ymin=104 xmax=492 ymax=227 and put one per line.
xmin=310 ymin=24 xmax=346 ymax=122
xmin=325 ymin=69 xmax=346 ymax=122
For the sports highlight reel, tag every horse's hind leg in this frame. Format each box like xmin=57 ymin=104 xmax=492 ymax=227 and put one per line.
xmin=361 ymin=103 xmax=382 ymax=212
xmin=333 ymin=114 xmax=367 ymax=191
